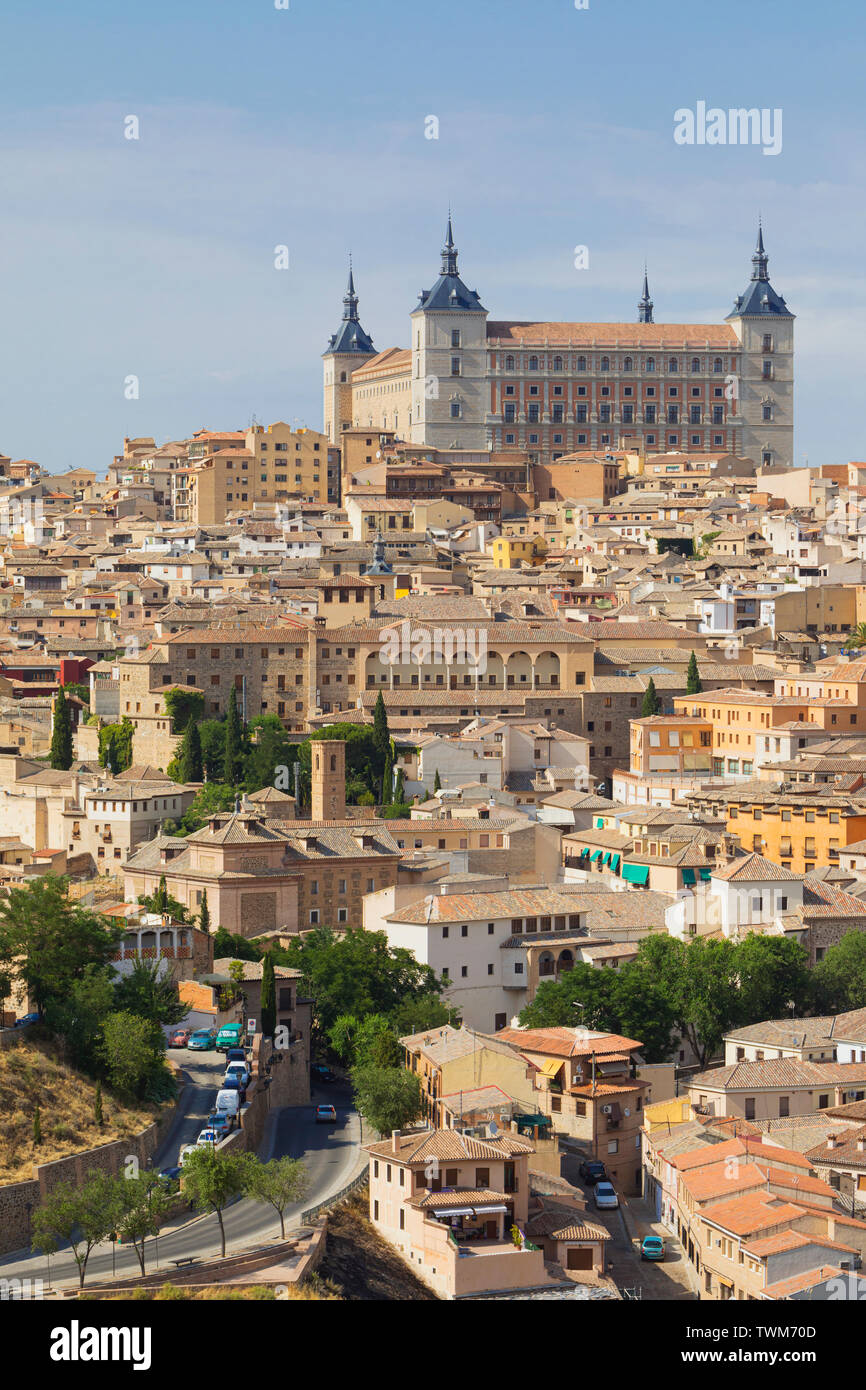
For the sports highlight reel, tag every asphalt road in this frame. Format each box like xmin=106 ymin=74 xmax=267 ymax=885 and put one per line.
xmin=0 ymin=1054 xmax=362 ymax=1290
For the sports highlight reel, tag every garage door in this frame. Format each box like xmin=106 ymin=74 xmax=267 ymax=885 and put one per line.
xmin=566 ymin=1247 xmax=593 ymax=1270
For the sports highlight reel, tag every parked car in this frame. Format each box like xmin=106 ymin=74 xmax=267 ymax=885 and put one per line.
xmin=221 ymin=1073 xmax=242 ymax=1091
xmin=207 ymin=1112 xmax=232 ymax=1138
xmin=196 ymin=1128 xmax=220 ymax=1147
xmin=188 ymin=1028 xmax=217 ymax=1051
xmin=225 ymin=1047 xmax=248 ymax=1065
xmin=311 ymin=1063 xmax=336 ymax=1083
xmin=215 ymin=1088 xmax=241 ymax=1118
xmin=216 ymin=1024 xmax=244 ymax=1052
xmin=640 ymin=1236 xmax=665 ymax=1261
xmin=224 ymin=1061 xmax=250 ymax=1089
xmin=14 ymin=1012 xmax=39 ymax=1028
xmin=315 ymin=1104 xmax=337 ymax=1124
xmin=579 ymin=1160 xmax=608 ymax=1185
xmin=594 ymin=1181 xmax=619 ymax=1210
xmin=158 ymin=1166 xmax=182 ymax=1185
xmin=179 ymin=1144 xmax=198 ymax=1165
xmin=168 ymin=1027 xmax=191 ymax=1048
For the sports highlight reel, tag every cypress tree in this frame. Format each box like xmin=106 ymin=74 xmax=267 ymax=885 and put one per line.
xmin=382 ymin=747 xmax=393 ymax=805
xmin=686 ymin=650 xmax=702 ymax=695
xmin=199 ymin=890 xmax=211 ymax=935
xmin=393 ymin=767 xmax=405 ymax=805
xmin=260 ymin=951 xmax=276 ymax=1039
xmin=433 ymin=768 xmax=441 ymax=793
xmin=180 ymin=720 xmax=203 ymax=783
xmin=49 ymin=689 xmax=74 ymax=770
xmin=154 ymin=874 xmax=169 ymax=913
xmin=224 ymin=687 xmax=244 ymax=784
xmin=373 ymin=691 xmax=389 ymax=760
xmin=641 ymin=677 xmax=661 ymax=718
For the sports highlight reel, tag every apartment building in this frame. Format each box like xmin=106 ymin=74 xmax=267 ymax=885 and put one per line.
xmin=688 ymin=1059 xmax=866 ymax=1122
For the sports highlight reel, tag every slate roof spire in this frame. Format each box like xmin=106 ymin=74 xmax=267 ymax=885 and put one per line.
xmin=325 ymin=256 xmax=376 ymax=355
xmin=441 ymin=211 xmax=459 ymax=277
xmin=638 ymin=266 xmax=654 ymax=323
xmin=751 ymin=221 xmax=769 ymax=281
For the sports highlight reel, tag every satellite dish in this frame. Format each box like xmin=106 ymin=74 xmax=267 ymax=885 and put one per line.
xmin=488 ymin=1120 xmax=499 ymax=1137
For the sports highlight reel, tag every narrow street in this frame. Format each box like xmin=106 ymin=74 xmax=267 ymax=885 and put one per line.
xmin=570 ymin=1176 xmax=697 ymax=1301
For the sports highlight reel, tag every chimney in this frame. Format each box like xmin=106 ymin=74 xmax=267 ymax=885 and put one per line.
xmin=827 ymin=1134 xmax=838 ymax=1150
xmin=391 ymin=1128 xmax=401 ymax=1154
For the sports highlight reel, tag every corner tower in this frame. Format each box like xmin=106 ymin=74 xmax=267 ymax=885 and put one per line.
xmin=409 ymin=215 xmax=489 ymax=451
xmin=322 ymin=260 xmax=376 ymax=445
xmin=726 ymin=225 xmax=795 ymax=469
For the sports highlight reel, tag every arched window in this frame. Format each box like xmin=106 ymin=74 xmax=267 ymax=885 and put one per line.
xmin=623 ymin=356 xmax=633 ymax=371
xmin=691 ymin=357 xmax=700 ymax=373
xmin=553 ymin=355 xmax=563 ymax=371
xmin=529 ymin=355 xmax=539 ymax=371
xmin=577 ymin=355 xmax=587 ymax=371
xmin=668 ymin=356 xmax=678 ymax=372
xmin=713 ymin=357 xmax=723 ymax=373
xmin=646 ymin=356 xmax=655 ymax=372
xmin=505 ymin=354 xmax=515 ymax=370
xmin=600 ymin=356 xmax=610 ymax=372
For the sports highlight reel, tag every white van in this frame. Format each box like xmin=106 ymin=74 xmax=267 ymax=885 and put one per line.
xmin=215 ymin=1088 xmax=241 ymax=1117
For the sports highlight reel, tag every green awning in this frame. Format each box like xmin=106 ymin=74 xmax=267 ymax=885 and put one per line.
xmin=610 ymin=853 xmax=621 ymax=872
xmin=622 ymin=863 xmax=650 ymax=885
xmin=590 ymin=850 xmax=603 ymax=861
xmin=699 ymin=867 xmax=712 ymax=881
xmin=601 ymin=853 xmax=612 ymax=866
xmin=595 ymin=817 xmax=605 ymax=829
xmin=681 ymin=868 xmax=696 ymax=885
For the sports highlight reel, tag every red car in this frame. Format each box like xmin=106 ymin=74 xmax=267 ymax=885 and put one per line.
xmin=169 ymin=1027 xmax=191 ymax=1048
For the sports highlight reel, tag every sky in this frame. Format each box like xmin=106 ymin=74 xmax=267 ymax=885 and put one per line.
xmin=1 ymin=0 xmax=864 ymax=473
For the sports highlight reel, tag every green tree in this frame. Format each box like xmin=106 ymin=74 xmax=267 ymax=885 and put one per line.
xmin=260 ymin=952 xmax=276 ymax=1039
xmin=844 ymin=624 xmax=866 ymax=653
xmin=45 ymin=966 xmax=116 ymax=1073
xmin=686 ymin=650 xmax=702 ymax=695
xmin=279 ymin=927 xmax=445 ymax=1042
xmin=245 ymin=1157 xmax=308 ymax=1239
xmin=178 ymin=719 xmax=203 ymax=784
xmin=49 ymin=688 xmax=74 ymax=770
xmin=175 ymin=782 xmax=235 ymax=836
xmin=0 ymin=876 xmax=124 ymax=1016
xmin=199 ymin=890 xmax=211 ymax=935
xmin=381 ymin=747 xmax=393 ymax=805
xmin=114 ymin=957 xmax=187 ymax=1027
xmin=244 ymin=723 xmax=299 ymax=795
xmin=635 ymin=935 xmax=739 ymax=1067
xmin=198 ymin=720 xmax=227 ymax=782
xmin=116 ymin=1173 xmax=171 ymax=1276
xmin=350 ymin=1064 xmax=423 ymax=1136
xmin=732 ymin=934 xmax=812 ymax=1026
xmin=99 ymin=1010 xmax=168 ymax=1099
xmin=640 ymin=678 xmax=661 ymax=717
xmin=163 ymin=688 xmax=205 ymax=734
xmin=214 ymin=927 xmax=261 ymax=962
xmin=433 ymin=768 xmax=441 ymax=793
xmin=813 ymin=932 xmax=866 ymax=1012
xmin=181 ymin=1148 xmax=256 ymax=1258
xmin=137 ymin=874 xmax=189 ymax=922
xmin=327 ymin=1012 xmax=401 ymax=1068
xmin=373 ymin=691 xmax=390 ymax=761
xmin=393 ymin=767 xmax=405 ymax=805
xmin=224 ymin=686 xmax=245 ymax=785
xmin=388 ymin=995 xmax=460 ymax=1035
xmin=31 ymin=1171 xmax=122 ymax=1288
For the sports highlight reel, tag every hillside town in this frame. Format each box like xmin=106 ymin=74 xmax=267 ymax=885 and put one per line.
xmin=0 ymin=218 xmax=865 ymax=1331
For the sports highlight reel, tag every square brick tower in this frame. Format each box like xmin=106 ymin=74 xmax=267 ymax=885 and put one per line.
xmin=311 ymin=739 xmax=346 ymax=822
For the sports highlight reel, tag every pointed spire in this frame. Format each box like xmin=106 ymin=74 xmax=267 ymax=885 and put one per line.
xmin=342 ymin=255 xmax=359 ymax=321
xmin=441 ymin=210 xmax=459 ymax=276
xmin=638 ymin=264 xmax=654 ymax=323
xmin=751 ymin=221 xmax=769 ymax=282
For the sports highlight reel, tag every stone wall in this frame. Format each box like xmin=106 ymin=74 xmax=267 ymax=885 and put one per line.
xmin=0 ymin=1099 xmax=178 ymax=1257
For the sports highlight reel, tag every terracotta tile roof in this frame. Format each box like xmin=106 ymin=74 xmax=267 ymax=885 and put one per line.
xmin=365 ymin=1128 xmax=534 ymax=1164
xmin=496 ymin=1025 xmax=643 ymax=1058
xmin=761 ymin=1265 xmax=852 ymax=1299
xmin=486 ymin=322 xmax=738 ymax=348
xmin=689 ymin=1059 xmax=866 ymax=1091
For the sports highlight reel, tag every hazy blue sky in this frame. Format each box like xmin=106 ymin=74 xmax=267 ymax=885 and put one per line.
xmin=1 ymin=0 xmax=863 ymax=472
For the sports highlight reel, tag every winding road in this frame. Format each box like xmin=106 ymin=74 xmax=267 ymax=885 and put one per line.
xmin=0 ymin=1050 xmax=363 ymax=1290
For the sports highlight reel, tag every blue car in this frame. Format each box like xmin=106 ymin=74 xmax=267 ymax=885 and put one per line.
xmin=14 ymin=1012 xmax=39 ymax=1028
xmin=640 ymin=1236 xmax=665 ymax=1261
xmin=158 ymin=1167 xmax=182 ymax=1185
